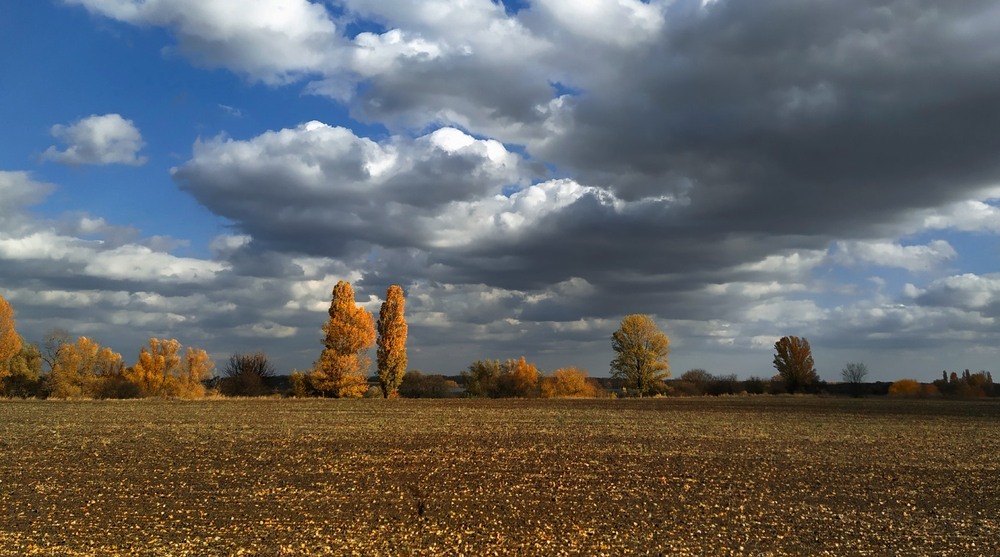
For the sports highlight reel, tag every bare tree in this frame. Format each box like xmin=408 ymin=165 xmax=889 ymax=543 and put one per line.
xmin=221 ymin=352 xmax=277 ymax=397
xmin=841 ymin=361 xmax=869 ymax=397
xmin=41 ymin=328 xmax=71 ymax=373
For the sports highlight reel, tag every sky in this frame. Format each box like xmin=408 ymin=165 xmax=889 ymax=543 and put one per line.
xmin=1 ymin=0 xmax=998 ymax=382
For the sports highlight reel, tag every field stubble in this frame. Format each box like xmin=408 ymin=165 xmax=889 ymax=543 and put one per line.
xmin=0 ymin=397 xmax=997 ymax=556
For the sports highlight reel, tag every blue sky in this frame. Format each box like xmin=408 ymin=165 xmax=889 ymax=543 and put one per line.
xmin=2 ymin=0 xmax=998 ymax=381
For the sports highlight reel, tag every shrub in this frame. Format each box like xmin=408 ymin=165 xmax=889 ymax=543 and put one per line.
xmin=289 ymin=371 xmax=310 ymax=398
xmin=540 ymin=367 xmax=599 ymax=398
xmin=399 ymin=371 xmax=460 ymax=398
xmin=743 ymin=376 xmax=767 ymax=395
xmin=462 ymin=360 xmax=501 ymax=397
xmin=220 ymin=352 xmax=277 ymax=397
xmin=888 ymin=378 xmax=921 ymax=397
xmin=497 ymin=357 xmax=539 ymax=398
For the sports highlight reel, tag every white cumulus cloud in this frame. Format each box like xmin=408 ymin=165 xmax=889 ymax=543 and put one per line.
xmin=66 ymin=0 xmax=342 ymax=84
xmin=834 ymin=240 xmax=958 ymax=272
xmin=42 ymin=114 xmax=147 ymax=166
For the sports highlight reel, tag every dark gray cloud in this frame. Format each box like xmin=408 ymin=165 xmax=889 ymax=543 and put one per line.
xmin=534 ymin=0 xmax=1000 ymax=236
xmin=4 ymin=1 xmax=1000 ymax=380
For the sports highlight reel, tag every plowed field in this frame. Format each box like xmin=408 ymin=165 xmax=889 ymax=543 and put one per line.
xmin=1 ymin=397 xmax=997 ymax=555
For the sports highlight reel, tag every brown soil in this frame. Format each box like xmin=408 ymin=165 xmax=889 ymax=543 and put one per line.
xmin=0 ymin=397 xmax=997 ymax=555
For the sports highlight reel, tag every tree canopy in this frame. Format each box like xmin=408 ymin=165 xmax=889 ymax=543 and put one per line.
xmin=0 ymin=294 xmax=23 ymax=379
xmin=376 ymin=284 xmax=408 ymax=398
xmin=610 ymin=314 xmax=670 ymax=396
xmin=773 ymin=336 xmax=819 ymax=393
xmin=311 ymin=281 xmax=376 ymax=398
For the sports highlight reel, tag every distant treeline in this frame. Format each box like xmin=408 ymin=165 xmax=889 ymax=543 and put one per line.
xmin=2 ymin=289 xmax=995 ymax=401
xmin=209 ymin=366 xmax=997 ymax=400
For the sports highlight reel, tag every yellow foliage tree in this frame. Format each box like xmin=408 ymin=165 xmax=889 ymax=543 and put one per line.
xmin=0 ymin=293 xmax=23 ymax=380
xmin=499 ymin=356 xmax=540 ymax=397
xmin=611 ymin=314 xmax=670 ymax=396
xmin=126 ymin=338 xmax=213 ymax=398
xmin=541 ymin=367 xmax=599 ymax=398
xmin=311 ymin=281 xmax=375 ymax=398
xmin=49 ymin=337 xmax=125 ymax=399
xmin=376 ymin=284 xmax=408 ymax=398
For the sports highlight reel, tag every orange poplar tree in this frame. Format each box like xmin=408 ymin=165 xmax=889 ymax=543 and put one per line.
xmin=0 ymin=293 xmax=22 ymax=380
xmin=311 ymin=281 xmax=376 ymax=398
xmin=376 ymin=284 xmax=408 ymax=398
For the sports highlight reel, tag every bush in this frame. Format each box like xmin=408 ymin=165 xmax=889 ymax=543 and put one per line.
xmin=399 ymin=371 xmax=460 ymax=398
xmin=743 ymin=376 xmax=767 ymax=395
xmin=461 ymin=357 xmax=540 ymax=398
xmin=288 ymin=371 xmax=310 ymax=398
xmin=679 ymin=369 xmax=712 ymax=395
xmin=461 ymin=360 xmax=501 ymax=397
xmin=220 ymin=352 xmax=276 ymax=397
xmin=706 ymin=374 xmax=740 ymax=396
xmin=888 ymin=379 xmax=921 ymax=397
xmin=496 ymin=357 xmax=539 ymax=398
xmin=540 ymin=367 xmax=601 ymax=398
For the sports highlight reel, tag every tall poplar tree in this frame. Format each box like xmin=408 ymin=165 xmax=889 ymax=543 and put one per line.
xmin=376 ymin=284 xmax=407 ymax=398
xmin=0 ymin=293 xmax=22 ymax=380
xmin=312 ymin=281 xmax=376 ymax=398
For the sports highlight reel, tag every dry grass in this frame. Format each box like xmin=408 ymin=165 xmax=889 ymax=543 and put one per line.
xmin=0 ymin=397 xmax=997 ymax=555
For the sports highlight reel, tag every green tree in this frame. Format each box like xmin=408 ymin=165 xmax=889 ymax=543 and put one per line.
xmin=310 ymin=281 xmax=376 ymax=398
xmin=376 ymin=285 xmax=408 ymax=398
xmin=772 ymin=336 xmax=819 ymax=393
xmin=399 ymin=371 xmax=460 ymax=398
xmin=2 ymin=337 xmax=43 ymax=398
xmin=462 ymin=359 xmax=501 ymax=397
xmin=610 ymin=314 xmax=670 ymax=396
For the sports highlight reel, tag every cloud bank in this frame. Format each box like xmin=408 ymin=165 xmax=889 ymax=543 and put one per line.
xmin=4 ymin=0 xmax=999 ymax=379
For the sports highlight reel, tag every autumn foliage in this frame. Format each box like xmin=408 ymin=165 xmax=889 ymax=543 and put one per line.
xmin=49 ymin=337 xmax=126 ymax=399
xmin=376 ymin=285 xmax=408 ymax=398
xmin=125 ymin=338 xmax=214 ymax=399
xmin=610 ymin=314 xmax=670 ymax=396
xmin=887 ymin=378 xmax=941 ymax=398
xmin=772 ymin=336 xmax=819 ymax=393
xmin=499 ymin=357 xmax=540 ymax=397
xmin=311 ymin=281 xmax=376 ymax=398
xmin=0 ymin=293 xmax=22 ymax=380
xmin=540 ymin=367 xmax=600 ymax=398
xmin=461 ymin=357 xmax=541 ymax=397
